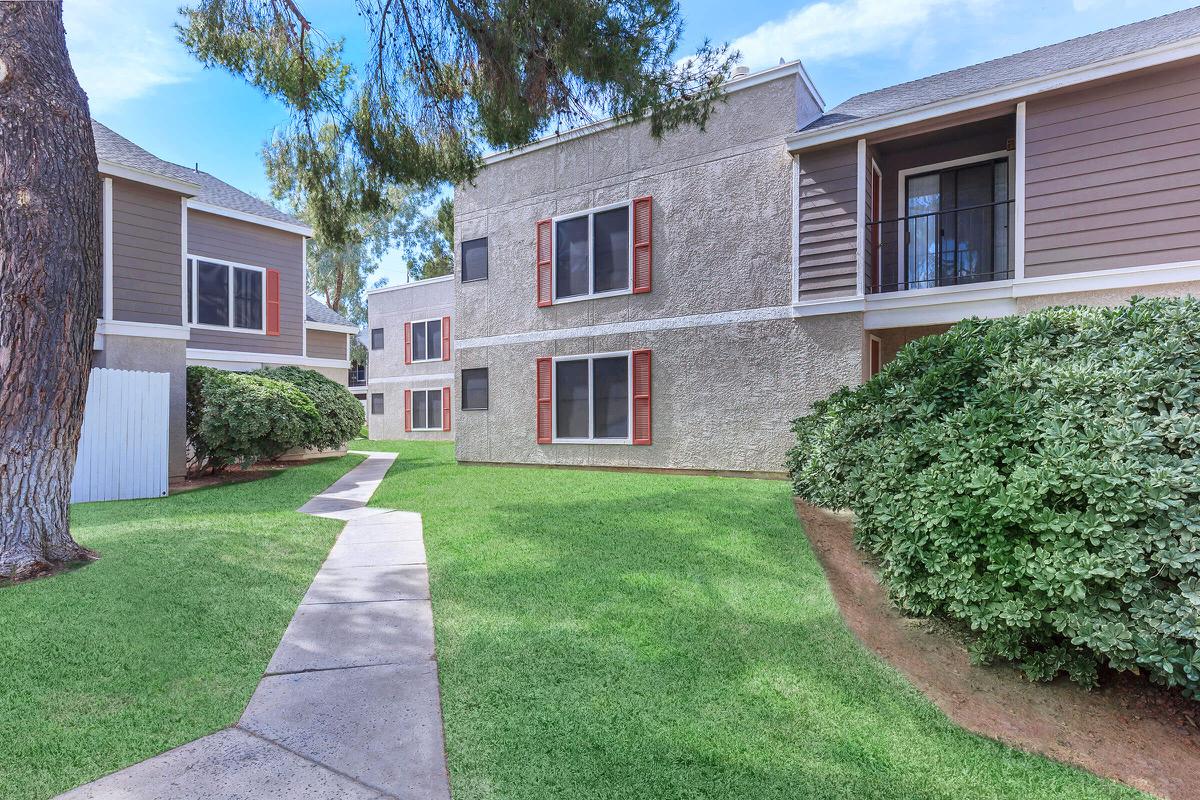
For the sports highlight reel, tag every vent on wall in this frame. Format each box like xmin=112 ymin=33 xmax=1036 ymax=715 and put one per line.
xmin=1006 ymin=136 xmax=1016 ymax=151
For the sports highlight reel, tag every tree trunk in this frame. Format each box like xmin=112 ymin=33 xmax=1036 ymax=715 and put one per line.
xmin=0 ymin=1 xmax=101 ymax=580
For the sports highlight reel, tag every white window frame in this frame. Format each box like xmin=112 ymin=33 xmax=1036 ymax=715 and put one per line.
xmin=409 ymin=316 xmax=444 ymax=362
xmin=187 ymin=255 xmax=267 ymax=334
xmin=894 ymin=150 xmax=1015 ymax=290
xmin=551 ymin=200 xmax=634 ymax=304
xmin=551 ymin=350 xmax=633 ymax=445
xmin=410 ymin=387 xmax=444 ymax=431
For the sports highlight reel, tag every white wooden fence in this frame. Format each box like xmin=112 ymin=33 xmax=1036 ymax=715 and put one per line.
xmin=71 ymin=368 xmax=170 ymax=503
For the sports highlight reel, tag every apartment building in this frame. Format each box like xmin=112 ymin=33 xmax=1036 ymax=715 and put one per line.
xmin=444 ymin=8 xmax=1200 ymax=475
xmin=92 ymin=122 xmax=357 ymax=478
xmin=365 ymin=275 xmax=456 ymax=440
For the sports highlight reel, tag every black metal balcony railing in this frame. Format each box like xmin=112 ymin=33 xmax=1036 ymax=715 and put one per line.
xmin=864 ymin=199 xmax=1014 ymax=294
xmin=348 ymin=366 xmax=366 ymax=387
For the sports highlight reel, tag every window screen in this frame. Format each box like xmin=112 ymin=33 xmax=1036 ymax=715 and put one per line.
xmin=425 ymin=319 xmax=442 ymax=360
xmin=461 ymin=237 xmax=488 ymax=282
xmin=592 ymin=208 xmax=629 ymax=294
xmin=555 ymin=360 xmax=589 ymax=439
xmin=196 ymin=260 xmax=229 ymax=326
xmin=592 ymin=356 xmax=629 ymax=439
xmin=371 ymin=393 xmax=384 ymax=414
xmin=462 ymin=368 xmax=488 ymax=410
xmin=555 ymin=216 xmax=589 ymax=299
xmin=233 ymin=267 xmax=262 ymax=329
xmin=371 ymin=328 xmax=384 ymax=350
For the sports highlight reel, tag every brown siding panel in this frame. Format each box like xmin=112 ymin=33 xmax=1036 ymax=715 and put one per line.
xmin=1025 ymin=63 xmax=1200 ymax=277
xmin=306 ymin=329 xmax=348 ymax=360
xmin=112 ymin=179 xmax=183 ymax=325
xmin=186 ymin=210 xmax=304 ymax=355
xmin=797 ymin=144 xmax=859 ymax=299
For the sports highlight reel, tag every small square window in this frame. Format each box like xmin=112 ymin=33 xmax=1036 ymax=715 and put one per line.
xmin=371 ymin=393 xmax=384 ymax=415
xmin=462 ymin=368 xmax=488 ymax=410
xmin=461 ymin=238 xmax=488 ymax=282
xmin=371 ymin=328 xmax=384 ymax=350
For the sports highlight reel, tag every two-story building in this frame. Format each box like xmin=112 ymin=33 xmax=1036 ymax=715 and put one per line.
xmin=449 ymin=7 xmax=1200 ymax=476
xmin=92 ymin=122 xmax=358 ymax=479
xmin=365 ymin=275 xmax=456 ymax=440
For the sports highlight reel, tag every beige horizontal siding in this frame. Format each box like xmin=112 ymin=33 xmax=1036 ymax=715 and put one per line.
xmin=112 ymin=179 xmax=183 ymax=325
xmin=186 ymin=210 xmax=304 ymax=356
xmin=306 ymin=329 xmax=349 ymax=360
xmin=1025 ymin=63 xmax=1200 ymax=277
xmin=797 ymin=144 xmax=858 ymax=299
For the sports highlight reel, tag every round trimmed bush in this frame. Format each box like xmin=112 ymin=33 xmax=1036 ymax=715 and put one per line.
xmin=252 ymin=366 xmax=365 ymax=451
xmin=788 ymin=297 xmax=1200 ymax=693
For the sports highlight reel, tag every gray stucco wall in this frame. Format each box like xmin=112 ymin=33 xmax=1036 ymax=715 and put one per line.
xmin=455 ymin=314 xmax=863 ymax=474
xmin=93 ymin=334 xmax=187 ymax=480
xmin=366 ymin=275 xmax=455 ymax=440
xmin=112 ymin=178 xmax=183 ymax=325
xmin=186 ymin=210 xmax=304 ymax=356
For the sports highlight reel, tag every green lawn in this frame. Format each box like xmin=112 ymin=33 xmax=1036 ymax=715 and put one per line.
xmin=360 ymin=440 xmax=1141 ymax=800
xmin=0 ymin=455 xmax=362 ymax=800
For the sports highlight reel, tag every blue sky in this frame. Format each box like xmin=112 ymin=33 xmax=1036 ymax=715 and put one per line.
xmin=65 ymin=0 xmax=1195 ymax=289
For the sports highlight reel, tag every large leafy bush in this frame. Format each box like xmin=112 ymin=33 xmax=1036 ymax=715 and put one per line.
xmin=186 ymin=366 xmax=322 ymax=472
xmin=788 ymin=297 xmax=1200 ymax=693
xmin=252 ymin=366 xmax=364 ymax=450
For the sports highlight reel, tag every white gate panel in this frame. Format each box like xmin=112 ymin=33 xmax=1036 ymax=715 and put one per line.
xmin=71 ymin=368 xmax=170 ymax=503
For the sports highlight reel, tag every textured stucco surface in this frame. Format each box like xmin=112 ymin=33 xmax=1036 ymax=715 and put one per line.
xmin=455 ymin=314 xmax=863 ymax=474
xmin=93 ymin=335 xmax=188 ymax=479
xmin=1015 ymin=280 xmax=1200 ymax=313
xmin=366 ymin=276 xmax=455 ymax=440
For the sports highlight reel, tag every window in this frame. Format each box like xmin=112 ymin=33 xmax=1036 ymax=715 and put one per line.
xmin=371 ymin=328 xmax=384 ymax=350
xmin=410 ymin=318 xmax=442 ymax=361
xmin=553 ymin=203 xmax=631 ymax=301
xmin=461 ymin=237 xmax=488 ymax=282
xmin=371 ymin=393 xmax=384 ymax=415
xmin=411 ymin=388 xmax=443 ymax=430
xmin=462 ymin=368 xmax=488 ymax=410
xmin=187 ymin=258 xmax=265 ymax=331
xmin=553 ymin=354 xmax=630 ymax=442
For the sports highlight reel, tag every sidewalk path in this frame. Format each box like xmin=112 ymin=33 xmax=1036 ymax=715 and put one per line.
xmin=59 ymin=452 xmax=452 ymax=800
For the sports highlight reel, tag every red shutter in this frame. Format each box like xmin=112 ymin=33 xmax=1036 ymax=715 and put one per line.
xmin=632 ymin=196 xmax=652 ymax=294
xmin=265 ymin=269 xmax=281 ymax=335
xmin=404 ymin=322 xmax=412 ymax=365
xmin=632 ymin=349 xmax=651 ymax=445
xmin=442 ymin=385 xmax=451 ymax=431
xmin=536 ymin=357 xmax=553 ymax=444
xmin=536 ymin=218 xmax=552 ymax=307
xmin=441 ymin=315 xmax=451 ymax=361
xmin=404 ymin=389 xmax=412 ymax=432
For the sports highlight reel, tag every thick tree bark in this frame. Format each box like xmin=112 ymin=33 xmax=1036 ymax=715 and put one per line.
xmin=0 ymin=2 xmax=101 ymax=579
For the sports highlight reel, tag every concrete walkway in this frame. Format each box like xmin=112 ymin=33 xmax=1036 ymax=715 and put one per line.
xmin=60 ymin=452 xmax=452 ymax=800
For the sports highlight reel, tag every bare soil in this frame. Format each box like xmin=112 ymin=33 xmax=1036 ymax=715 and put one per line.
xmin=794 ymin=499 xmax=1200 ymax=800
xmin=169 ymin=465 xmax=284 ymax=494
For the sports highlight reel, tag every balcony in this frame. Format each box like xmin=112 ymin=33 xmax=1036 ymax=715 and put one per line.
xmin=348 ymin=364 xmax=366 ymax=387
xmin=865 ymin=198 xmax=1014 ymax=294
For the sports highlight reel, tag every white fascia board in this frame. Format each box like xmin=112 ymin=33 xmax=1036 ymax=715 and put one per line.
xmin=96 ymin=320 xmax=191 ymax=340
xmin=865 ymin=298 xmax=1017 ymax=329
xmin=305 ymin=321 xmax=360 ymax=334
xmin=786 ymin=36 xmax=1200 ymax=152
xmin=186 ymin=348 xmax=350 ymax=369
xmin=482 ymin=60 xmax=808 ymax=166
xmin=1012 ymin=260 xmax=1200 ymax=296
xmin=187 ymin=200 xmax=314 ymax=237
xmin=98 ymin=160 xmax=200 ymax=195
xmin=366 ymin=274 xmax=455 ymax=295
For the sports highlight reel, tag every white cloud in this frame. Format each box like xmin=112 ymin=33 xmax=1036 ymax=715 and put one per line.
xmin=63 ymin=0 xmax=194 ymax=113
xmin=730 ymin=0 xmax=999 ymax=69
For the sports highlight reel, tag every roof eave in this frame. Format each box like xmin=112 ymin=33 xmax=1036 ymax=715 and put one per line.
xmin=99 ymin=159 xmax=200 ymax=195
xmin=187 ymin=199 xmax=313 ymax=237
xmin=787 ymin=34 xmax=1200 ymax=152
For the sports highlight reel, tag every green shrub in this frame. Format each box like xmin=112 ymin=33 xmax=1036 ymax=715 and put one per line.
xmin=788 ymin=297 xmax=1200 ymax=694
xmin=186 ymin=366 xmax=322 ymax=472
xmin=252 ymin=366 xmax=365 ymax=451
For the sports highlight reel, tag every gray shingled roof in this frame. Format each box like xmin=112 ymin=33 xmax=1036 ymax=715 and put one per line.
xmin=92 ymin=120 xmax=306 ymax=228
xmin=802 ymin=6 xmax=1200 ymax=133
xmin=305 ymin=296 xmax=356 ymax=328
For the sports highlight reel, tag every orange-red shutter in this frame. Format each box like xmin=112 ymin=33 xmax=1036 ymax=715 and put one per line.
xmin=632 ymin=349 xmax=651 ymax=445
xmin=441 ymin=315 xmax=451 ymax=361
xmin=536 ymin=357 xmax=553 ymax=443
xmin=404 ymin=389 xmax=412 ymax=432
xmin=404 ymin=322 xmax=412 ymax=365
xmin=442 ymin=385 xmax=451 ymax=431
xmin=632 ymin=196 xmax=652 ymax=294
xmin=265 ymin=269 xmax=281 ymax=335
xmin=536 ymin=218 xmax=552 ymax=307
